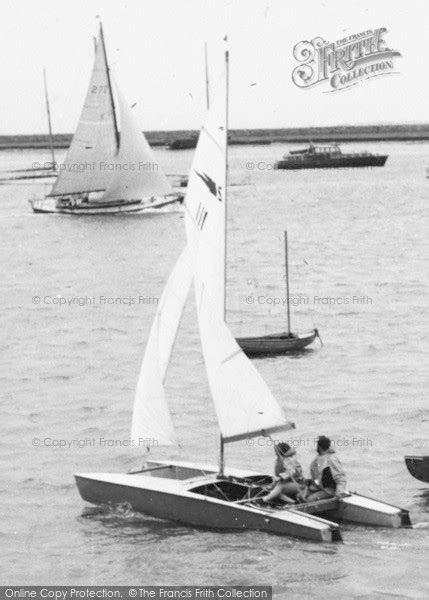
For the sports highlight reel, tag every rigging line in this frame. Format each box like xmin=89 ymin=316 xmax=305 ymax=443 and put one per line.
xmin=200 ymin=125 xmax=224 ymax=154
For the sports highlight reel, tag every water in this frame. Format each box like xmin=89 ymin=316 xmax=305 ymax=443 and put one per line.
xmin=1 ymin=142 xmax=428 ymax=597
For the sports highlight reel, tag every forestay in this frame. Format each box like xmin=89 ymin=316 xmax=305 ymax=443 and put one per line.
xmin=49 ymin=30 xmax=118 ymax=197
xmin=102 ymin=86 xmax=173 ymax=201
xmin=131 ymin=246 xmax=193 ymax=447
xmin=184 ymin=57 xmax=294 ymax=443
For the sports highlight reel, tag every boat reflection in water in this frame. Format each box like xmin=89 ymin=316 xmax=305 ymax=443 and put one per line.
xmin=275 ymin=143 xmax=388 ymax=170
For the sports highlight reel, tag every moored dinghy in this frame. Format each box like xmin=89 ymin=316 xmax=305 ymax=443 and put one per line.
xmin=405 ymin=455 xmax=429 ymax=483
xmin=30 ymin=24 xmax=182 ymax=215
xmin=236 ymin=231 xmax=319 ymax=356
xmin=75 ymin=50 xmax=411 ymax=541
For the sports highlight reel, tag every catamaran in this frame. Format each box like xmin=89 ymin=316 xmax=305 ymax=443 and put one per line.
xmin=30 ymin=24 xmax=182 ymax=215
xmin=236 ymin=231 xmax=319 ymax=356
xmin=75 ymin=51 xmax=411 ymax=542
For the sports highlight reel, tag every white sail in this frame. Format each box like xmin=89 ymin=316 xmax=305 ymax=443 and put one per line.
xmin=131 ymin=246 xmax=192 ymax=447
xmin=184 ymin=58 xmax=294 ymax=443
xmin=50 ymin=29 xmax=118 ymax=196
xmin=102 ymin=87 xmax=173 ymax=201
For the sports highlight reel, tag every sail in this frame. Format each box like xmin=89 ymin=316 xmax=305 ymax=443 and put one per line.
xmin=102 ymin=87 xmax=173 ymax=201
xmin=131 ymin=246 xmax=192 ymax=447
xmin=49 ymin=29 xmax=118 ymax=196
xmin=184 ymin=58 xmax=294 ymax=443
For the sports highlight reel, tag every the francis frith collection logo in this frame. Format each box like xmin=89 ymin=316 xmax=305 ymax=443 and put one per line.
xmin=292 ymin=28 xmax=401 ymax=92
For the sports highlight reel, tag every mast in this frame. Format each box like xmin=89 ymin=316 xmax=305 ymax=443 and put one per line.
xmin=204 ymin=42 xmax=210 ymax=110
xmin=219 ymin=47 xmax=229 ymax=477
xmin=43 ymin=69 xmax=55 ymax=170
xmin=284 ymin=231 xmax=291 ymax=335
xmin=223 ymin=48 xmax=229 ymax=323
xmin=99 ymin=22 xmax=120 ymax=151
xmin=219 ymin=435 xmax=225 ymax=477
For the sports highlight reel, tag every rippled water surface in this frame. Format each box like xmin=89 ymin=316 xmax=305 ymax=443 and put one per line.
xmin=1 ymin=142 xmax=428 ymax=597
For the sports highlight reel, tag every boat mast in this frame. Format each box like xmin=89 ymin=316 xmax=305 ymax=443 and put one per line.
xmin=223 ymin=47 xmax=229 ymax=323
xmin=99 ymin=22 xmax=120 ymax=151
xmin=204 ymin=42 xmax=210 ymax=110
xmin=219 ymin=435 xmax=225 ymax=477
xmin=285 ymin=231 xmax=291 ymax=335
xmin=43 ymin=69 xmax=55 ymax=170
xmin=219 ymin=47 xmax=229 ymax=478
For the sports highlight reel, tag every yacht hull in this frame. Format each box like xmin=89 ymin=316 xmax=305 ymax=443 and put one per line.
xmin=29 ymin=195 xmax=183 ymax=215
xmin=236 ymin=330 xmax=317 ymax=356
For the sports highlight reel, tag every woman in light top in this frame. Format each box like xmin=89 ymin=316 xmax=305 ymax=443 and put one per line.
xmin=261 ymin=442 xmax=306 ymax=504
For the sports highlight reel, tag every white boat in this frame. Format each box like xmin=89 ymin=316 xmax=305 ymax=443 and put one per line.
xmin=30 ymin=24 xmax=182 ymax=215
xmin=75 ymin=51 xmax=411 ymax=542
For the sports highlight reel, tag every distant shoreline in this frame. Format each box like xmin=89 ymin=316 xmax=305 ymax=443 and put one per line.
xmin=1 ymin=124 xmax=429 ymax=149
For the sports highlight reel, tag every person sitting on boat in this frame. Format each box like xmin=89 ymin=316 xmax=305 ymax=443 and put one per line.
xmin=261 ymin=442 xmax=306 ymax=504
xmin=306 ymin=436 xmax=347 ymax=501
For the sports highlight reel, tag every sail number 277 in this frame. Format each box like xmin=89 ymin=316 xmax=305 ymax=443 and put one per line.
xmin=91 ymin=85 xmax=108 ymax=94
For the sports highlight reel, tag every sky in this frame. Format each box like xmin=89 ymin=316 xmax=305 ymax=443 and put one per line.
xmin=0 ymin=0 xmax=428 ymax=134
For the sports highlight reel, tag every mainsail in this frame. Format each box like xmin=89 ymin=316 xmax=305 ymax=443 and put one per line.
xmin=49 ymin=27 xmax=118 ymax=197
xmin=102 ymin=87 xmax=173 ymax=201
xmin=131 ymin=246 xmax=193 ymax=447
xmin=184 ymin=54 xmax=294 ymax=443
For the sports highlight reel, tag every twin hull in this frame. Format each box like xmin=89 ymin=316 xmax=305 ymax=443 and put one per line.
xmin=75 ymin=461 xmax=411 ymax=542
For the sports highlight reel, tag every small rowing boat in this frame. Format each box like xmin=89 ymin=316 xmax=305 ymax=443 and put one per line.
xmin=405 ymin=455 xmax=429 ymax=483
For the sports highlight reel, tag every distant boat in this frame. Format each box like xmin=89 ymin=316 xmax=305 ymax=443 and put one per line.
xmin=274 ymin=142 xmax=388 ymax=170
xmin=75 ymin=50 xmax=411 ymax=542
xmin=1 ymin=70 xmax=56 ymax=183
xmin=236 ymin=231 xmax=319 ymax=356
xmin=168 ymin=137 xmax=198 ymax=150
xmin=405 ymin=455 xmax=429 ymax=483
xmin=30 ymin=24 xmax=182 ymax=215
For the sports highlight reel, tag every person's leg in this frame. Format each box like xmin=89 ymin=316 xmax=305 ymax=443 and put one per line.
xmin=280 ymin=482 xmax=302 ymax=499
xmin=263 ymin=481 xmax=300 ymax=504
xmin=278 ymin=493 xmax=295 ymax=504
xmin=261 ymin=482 xmax=283 ymax=502
xmin=306 ymin=488 xmax=335 ymax=502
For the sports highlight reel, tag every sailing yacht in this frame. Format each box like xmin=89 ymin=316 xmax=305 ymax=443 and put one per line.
xmin=30 ymin=25 xmax=182 ymax=215
xmin=236 ymin=231 xmax=319 ymax=356
xmin=75 ymin=51 xmax=411 ymax=541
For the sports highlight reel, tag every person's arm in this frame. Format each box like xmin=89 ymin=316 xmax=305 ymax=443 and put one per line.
xmin=310 ymin=458 xmax=318 ymax=482
xmin=277 ymin=459 xmax=294 ymax=481
xmin=330 ymin=456 xmax=347 ymax=497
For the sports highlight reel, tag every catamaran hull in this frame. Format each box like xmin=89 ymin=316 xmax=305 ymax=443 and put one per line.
xmin=294 ymin=495 xmax=412 ymax=528
xmin=74 ymin=460 xmax=411 ymax=541
xmin=29 ymin=196 xmax=183 ymax=215
xmin=236 ymin=330 xmax=317 ymax=356
xmin=74 ymin=473 xmax=341 ymax=542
